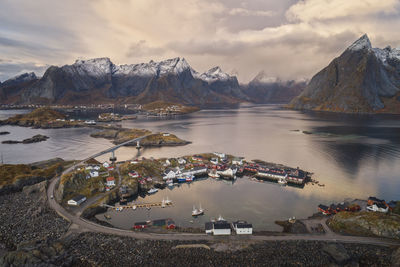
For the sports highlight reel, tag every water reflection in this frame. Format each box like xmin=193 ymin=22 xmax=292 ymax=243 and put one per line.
xmin=1 ymin=106 xmax=400 ymax=230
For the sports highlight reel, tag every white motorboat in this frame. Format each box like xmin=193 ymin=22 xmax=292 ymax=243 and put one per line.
xmin=217 ymin=168 xmax=234 ymax=178
xmin=192 ymin=204 xmax=204 ymax=216
xmin=208 ymin=170 xmax=220 ymax=178
xmin=164 ymin=196 xmax=172 ymax=205
xmin=148 ymin=188 xmax=158 ymax=194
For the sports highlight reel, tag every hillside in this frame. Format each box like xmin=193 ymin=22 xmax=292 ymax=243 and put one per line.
xmin=289 ymin=34 xmax=400 ymax=113
xmin=0 ymin=107 xmax=66 ymax=127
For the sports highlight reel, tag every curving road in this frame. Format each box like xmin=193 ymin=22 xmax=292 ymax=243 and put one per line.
xmin=47 ymin=136 xmax=400 ymax=246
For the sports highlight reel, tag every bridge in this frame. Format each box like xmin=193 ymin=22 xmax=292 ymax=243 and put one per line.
xmin=82 ymin=133 xmax=154 ymax=164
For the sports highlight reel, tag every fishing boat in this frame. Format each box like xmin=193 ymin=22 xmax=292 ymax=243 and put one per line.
xmin=192 ymin=204 xmax=204 ymax=216
xmin=147 ymin=188 xmax=158 ymax=194
xmin=164 ymin=196 xmax=172 ymax=205
xmin=161 ymin=199 xmax=166 ymax=208
xmin=166 ymin=179 xmax=174 ymax=187
xmin=186 ymin=175 xmax=194 ymax=182
xmin=217 ymin=168 xmax=234 ymax=179
xmin=278 ymin=177 xmax=287 ymax=185
xmin=208 ymin=169 xmax=220 ymax=178
xmin=104 ymin=214 xmax=111 ymax=220
xmin=217 ymin=215 xmax=225 ymax=221
xmin=177 ymin=176 xmax=187 ymax=182
xmin=132 ymin=205 xmax=137 ymax=210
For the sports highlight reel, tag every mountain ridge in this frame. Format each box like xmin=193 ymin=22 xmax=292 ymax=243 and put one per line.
xmin=289 ymin=34 xmax=400 ymax=113
xmin=1 ymin=57 xmax=305 ymax=107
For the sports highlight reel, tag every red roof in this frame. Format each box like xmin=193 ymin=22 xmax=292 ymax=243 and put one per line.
xmin=106 ymin=177 xmax=115 ymax=181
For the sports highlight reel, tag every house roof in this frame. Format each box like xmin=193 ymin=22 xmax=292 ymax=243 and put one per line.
xmin=376 ymin=202 xmax=387 ymax=209
xmin=236 ymin=223 xmax=253 ymax=229
xmin=106 ymin=177 xmax=115 ymax=181
xmin=368 ymin=196 xmax=384 ymax=202
xmin=318 ymin=204 xmax=329 ymax=210
xmin=205 ymin=222 xmax=213 ymax=230
xmin=214 ymin=221 xmax=230 ymax=229
xmin=71 ymin=194 xmax=86 ymax=202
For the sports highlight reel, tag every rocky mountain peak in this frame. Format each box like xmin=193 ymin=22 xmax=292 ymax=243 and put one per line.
xmin=347 ymin=34 xmax=372 ymax=52
xmin=289 ymin=34 xmax=400 ymax=113
xmin=199 ymin=66 xmax=232 ymax=83
xmin=2 ymin=72 xmax=37 ymax=87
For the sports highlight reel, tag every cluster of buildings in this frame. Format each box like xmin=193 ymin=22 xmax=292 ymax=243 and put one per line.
xmin=67 ymin=161 xmax=116 ymax=206
xmin=366 ymin=197 xmax=397 ymax=213
xmin=205 ymin=217 xmax=253 ymax=235
xmin=318 ymin=202 xmax=361 ymax=215
xmin=318 ymin=196 xmax=398 ymax=215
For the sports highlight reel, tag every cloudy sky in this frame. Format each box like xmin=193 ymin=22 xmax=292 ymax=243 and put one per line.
xmin=0 ymin=0 xmax=399 ymax=82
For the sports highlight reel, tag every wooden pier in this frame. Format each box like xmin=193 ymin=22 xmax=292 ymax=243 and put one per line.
xmin=103 ymin=201 xmax=173 ymax=211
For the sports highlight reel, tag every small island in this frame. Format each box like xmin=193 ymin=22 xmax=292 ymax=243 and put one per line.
xmin=90 ymin=128 xmax=190 ymax=147
xmin=0 ymin=108 xmax=77 ymax=129
xmin=2 ymin=134 xmax=49 ymax=144
xmin=142 ymin=101 xmax=200 ymax=116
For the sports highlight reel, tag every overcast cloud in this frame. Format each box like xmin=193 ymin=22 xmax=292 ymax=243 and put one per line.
xmin=0 ymin=0 xmax=399 ymax=82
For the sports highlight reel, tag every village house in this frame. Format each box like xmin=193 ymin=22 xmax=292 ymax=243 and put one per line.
xmin=232 ymin=221 xmax=253 ymax=235
xmin=89 ymin=170 xmax=99 ymax=178
xmin=106 ymin=177 xmax=116 ymax=187
xmin=232 ymin=158 xmax=243 ymax=166
xmin=178 ymin=158 xmax=186 ymax=165
xmin=163 ymin=168 xmax=181 ymax=180
xmin=128 ymin=171 xmax=140 ymax=178
xmin=191 ymin=155 xmax=204 ymax=162
xmin=133 ymin=222 xmax=148 ymax=229
xmin=367 ymin=203 xmax=389 ymax=213
xmin=212 ymin=220 xmax=231 ymax=235
xmin=67 ymin=195 xmax=87 ymax=206
xmin=213 ymin=152 xmax=226 ymax=159
xmin=103 ymin=162 xmax=110 ymax=168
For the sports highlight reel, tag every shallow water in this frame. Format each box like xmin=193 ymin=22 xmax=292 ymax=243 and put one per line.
xmin=2 ymin=105 xmax=400 ymax=230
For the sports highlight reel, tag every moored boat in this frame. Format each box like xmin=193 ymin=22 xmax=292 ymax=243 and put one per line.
xmin=192 ymin=204 xmax=204 ymax=216
xmin=148 ymin=188 xmax=158 ymax=194
xmin=217 ymin=168 xmax=234 ymax=179
xmin=208 ymin=169 xmax=220 ymax=178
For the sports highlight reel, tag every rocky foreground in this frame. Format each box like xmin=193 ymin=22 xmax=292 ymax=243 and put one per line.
xmin=1 ymin=181 xmax=400 ymax=266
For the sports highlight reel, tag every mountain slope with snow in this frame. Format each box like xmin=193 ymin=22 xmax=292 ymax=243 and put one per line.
xmin=289 ymin=34 xmax=400 ymax=113
xmin=17 ymin=57 xmax=243 ymax=107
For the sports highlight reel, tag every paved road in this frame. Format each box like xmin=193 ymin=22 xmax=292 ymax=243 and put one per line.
xmin=47 ymin=137 xmax=400 ymax=246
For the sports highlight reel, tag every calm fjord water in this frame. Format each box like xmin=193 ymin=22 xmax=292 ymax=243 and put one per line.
xmin=1 ymin=105 xmax=400 ymax=230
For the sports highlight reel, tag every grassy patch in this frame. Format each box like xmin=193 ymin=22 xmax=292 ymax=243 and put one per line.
xmin=0 ymin=162 xmax=63 ymax=187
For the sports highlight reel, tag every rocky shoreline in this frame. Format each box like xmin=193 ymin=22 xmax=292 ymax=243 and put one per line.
xmin=1 ymin=174 xmax=399 ymax=265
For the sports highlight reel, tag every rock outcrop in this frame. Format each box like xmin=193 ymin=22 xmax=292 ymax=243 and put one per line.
xmin=328 ymin=211 xmax=400 ymax=239
xmin=289 ymin=34 xmax=400 ymax=113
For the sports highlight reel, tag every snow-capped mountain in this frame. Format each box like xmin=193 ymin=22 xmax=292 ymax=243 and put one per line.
xmin=0 ymin=72 xmax=38 ymax=103
xmin=243 ymin=71 xmax=306 ymax=104
xmin=197 ymin=66 xmax=233 ymax=83
xmin=289 ymin=34 xmax=400 ymax=113
xmin=15 ymin=57 xmax=243 ymax=107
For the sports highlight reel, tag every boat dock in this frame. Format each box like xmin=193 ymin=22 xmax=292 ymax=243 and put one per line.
xmin=102 ymin=201 xmax=173 ymax=211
